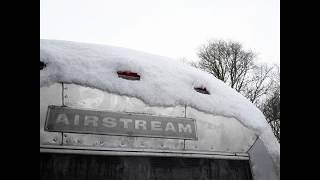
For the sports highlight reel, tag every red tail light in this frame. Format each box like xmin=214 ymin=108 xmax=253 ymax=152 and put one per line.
xmin=194 ymin=86 xmax=210 ymax=95
xmin=117 ymin=71 xmax=141 ymax=80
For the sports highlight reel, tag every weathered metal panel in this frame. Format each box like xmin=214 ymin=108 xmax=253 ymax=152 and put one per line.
xmin=58 ymin=84 xmax=186 ymax=152
xmin=63 ymin=84 xmax=186 ymax=117
xmin=45 ymin=105 xmax=197 ymax=140
xmin=40 ymin=146 xmax=249 ymax=160
xmin=40 ymin=83 xmax=256 ymax=156
xmin=248 ymin=139 xmax=280 ymax=180
xmin=185 ymin=107 xmax=257 ymax=153
xmin=40 ymin=83 xmax=63 ymax=145
xmin=61 ymin=133 xmax=185 ymax=151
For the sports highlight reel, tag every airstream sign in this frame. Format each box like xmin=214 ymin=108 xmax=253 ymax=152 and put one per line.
xmin=45 ymin=106 xmax=197 ymax=140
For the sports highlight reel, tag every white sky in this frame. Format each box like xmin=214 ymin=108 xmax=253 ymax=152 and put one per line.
xmin=40 ymin=0 xmax=280 ymax=65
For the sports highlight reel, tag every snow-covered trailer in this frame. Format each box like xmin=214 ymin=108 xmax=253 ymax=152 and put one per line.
xmin=40 ymin=40 xmax=280 ymax=180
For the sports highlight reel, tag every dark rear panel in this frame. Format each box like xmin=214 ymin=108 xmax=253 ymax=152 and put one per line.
xmin=40 ymin=153 xmax=252 ymax=180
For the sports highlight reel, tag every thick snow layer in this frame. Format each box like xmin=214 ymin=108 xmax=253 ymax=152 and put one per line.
xmin=40 ymin=39 xmax=279 ymax=166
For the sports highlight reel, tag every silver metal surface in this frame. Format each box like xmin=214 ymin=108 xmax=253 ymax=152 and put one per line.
xmin=40 ymin=83 xmax=256 ymax=157
xmin=40 ymin=83 xmax=62 ymax=145
xmin=185 ymin=107 xmax=257 ymax=153
xmin=40 ymin=145 xmax=249 ymax=160
xmin=63 ymin=84 xmax=186 ymax=117
xmin=249 ymin=138 xmax=280 ymax=180
xmin=62 ymin=133 xmax=185 ymax=150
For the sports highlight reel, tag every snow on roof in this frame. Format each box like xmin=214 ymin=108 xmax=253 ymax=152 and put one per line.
xmin=40 ymin=39 xmax=279 ymax=165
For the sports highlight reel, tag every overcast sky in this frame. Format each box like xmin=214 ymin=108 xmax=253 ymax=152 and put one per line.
xmin=40 ymin=0 xmax=279 ymax=65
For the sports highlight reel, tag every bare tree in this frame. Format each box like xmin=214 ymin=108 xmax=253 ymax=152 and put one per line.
xmin=243 ymin=64 xmax=275 ymax=104
xmin=197 ymin=40 xmax=275 ymax=104
xmin=261 ymin=86 xmax=280 ymax=142
xmin=197 ymin=40 xmax=255 ymax=92
xmin=260 ymin=66 xmax=280 ymax=142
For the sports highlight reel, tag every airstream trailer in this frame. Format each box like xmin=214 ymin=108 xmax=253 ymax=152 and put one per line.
xmin=40 ymin=40 xmax=280 ymax=180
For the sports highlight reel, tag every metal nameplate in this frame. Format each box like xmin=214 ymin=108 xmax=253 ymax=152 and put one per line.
xmin=45 ymin=106 xmax=197 ymax=140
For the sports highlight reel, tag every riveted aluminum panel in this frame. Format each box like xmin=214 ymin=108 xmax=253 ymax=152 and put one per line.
xmin=62 ymin=133 xmax=185 ymax=150
xmin=59 ymin=84 xmax=186 ymax=151
xmin=40 ymin=83 xmax=63 ymax=145
xmin=40 ymin=83 xmax=256 ymax=157
xmin=185 ymin=107 xmax=257 ymax=153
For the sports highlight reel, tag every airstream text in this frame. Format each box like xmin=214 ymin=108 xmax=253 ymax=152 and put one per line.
xmin=45 ymin=106 xmax=197 ymax=139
